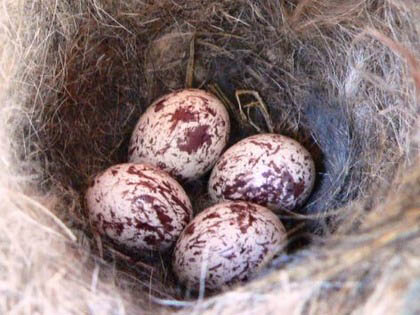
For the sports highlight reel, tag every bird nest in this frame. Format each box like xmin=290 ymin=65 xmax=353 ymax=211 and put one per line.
xmin=1 ymin=1 xmax=419 ymax=314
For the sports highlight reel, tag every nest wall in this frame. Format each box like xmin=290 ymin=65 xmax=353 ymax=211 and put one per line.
xmin=0 ymin=0 xmax=419 ymax=314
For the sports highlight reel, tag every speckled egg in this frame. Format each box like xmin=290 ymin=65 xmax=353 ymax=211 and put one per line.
xmin=173 ymin=201 xmax=286 ymax=291
xmin=128 ymin=89 xmax=230 ymax=181
xmin=85 ymin=163 xmax=193 ymax=252
xmin=209 ymin=134 xmax=315 ymax=213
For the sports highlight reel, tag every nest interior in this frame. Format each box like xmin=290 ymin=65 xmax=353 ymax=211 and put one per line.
xmin=1 ymin=0 xmax=420 ymax=314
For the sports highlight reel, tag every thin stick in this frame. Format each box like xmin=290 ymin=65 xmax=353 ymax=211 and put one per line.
xmin=94 ymin=231 xmax=103 ymax=259
xmin=235 ymin=90 xmax=275 ymax=133
xmin=198 ymin=245 xmax=210 ymax=301
xmin=185 ymin=34 xmax=196 ymax=88
xmin=207 ymin=83 xmax=245 ymax=125
xmin=151 ymin=297 xmax=195 ymax=307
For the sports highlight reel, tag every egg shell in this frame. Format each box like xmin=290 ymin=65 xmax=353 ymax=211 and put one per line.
xmin=173 ymin=201 xmax=287 ymax=291
xmin=208 ymin=133 xmax=315 ymax=213
xmin=128 ymin=89 xmax=230 ymax=181
xmin=85 ymin=163 xmax=193 ymax=252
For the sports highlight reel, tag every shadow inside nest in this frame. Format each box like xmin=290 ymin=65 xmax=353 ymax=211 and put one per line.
xmin=30 ymin=4 xmax=369 ymax=302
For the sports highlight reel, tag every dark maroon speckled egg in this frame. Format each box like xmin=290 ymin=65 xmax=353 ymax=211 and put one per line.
xmin=128 ymin=89 xmax=230 ymax=181
xmin=208 ymin=134 xmax=316 ymax=213
xmin=85 ymin=163 xmax=193 ymax=252
xmin=173 ymin=201 xmax=287 ymax=291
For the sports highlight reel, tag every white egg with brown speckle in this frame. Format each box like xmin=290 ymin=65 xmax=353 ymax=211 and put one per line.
xmin=128 ymin=89 xmax=230 ymax=181
xmin=85 ymin=163 xmax=193 ymax=252
xmin=173 ymin=201 xmax=287 ymax=291
xmin=209 ymin=133 xmax=315 ymax=213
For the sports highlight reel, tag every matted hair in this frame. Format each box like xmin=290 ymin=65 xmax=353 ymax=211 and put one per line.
xmin=0 ymin=1 xmax=419 ymax=314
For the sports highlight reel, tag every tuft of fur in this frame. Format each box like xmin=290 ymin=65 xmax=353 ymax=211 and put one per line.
xmin=0 ymin=0 xmax=419 ymax=314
